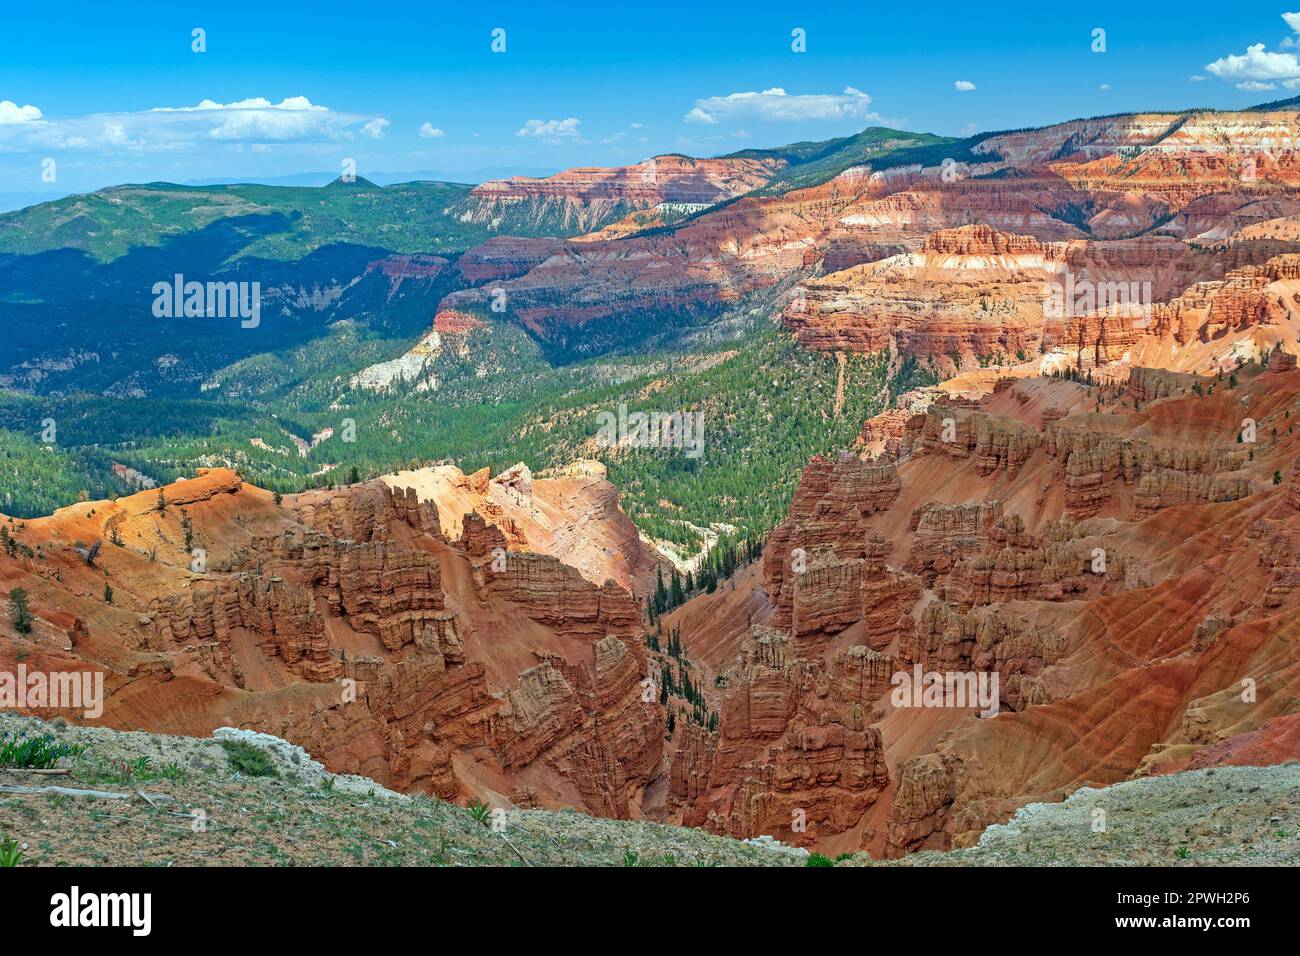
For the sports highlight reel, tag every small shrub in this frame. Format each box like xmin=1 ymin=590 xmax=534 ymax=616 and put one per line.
xmin=218 ymin=739 xmax=278 ymax=777
xmin=805 ymin=852 xmax=835 ymax=867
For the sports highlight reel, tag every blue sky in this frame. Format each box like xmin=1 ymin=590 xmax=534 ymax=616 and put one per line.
xmin=2 ymin=1 xmax=1299 ymax=193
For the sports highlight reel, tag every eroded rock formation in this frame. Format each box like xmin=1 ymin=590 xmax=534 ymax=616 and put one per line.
xmin=0 ymin=466 xmax=663 ymax=817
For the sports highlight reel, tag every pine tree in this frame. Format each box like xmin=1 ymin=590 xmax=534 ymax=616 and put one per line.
xmin=8 ymin=587 xmax=32 ymax=634
xmin=667 ymin=625 xmax=684 ymax=659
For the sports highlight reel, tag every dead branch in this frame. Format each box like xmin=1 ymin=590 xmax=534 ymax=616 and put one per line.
xmin=0 ymin=767 xmax=72 ymax=776
xmin=0 ymin=783 xmax=174 ymax=803
xmin=500 ymin=833 xmax=530 ymax=865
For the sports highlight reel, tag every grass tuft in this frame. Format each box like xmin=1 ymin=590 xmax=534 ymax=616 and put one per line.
xmin=0 ymin=836 xmax=24 ymax=867
xmin=0 ymin=733 xmax=86 ymax=769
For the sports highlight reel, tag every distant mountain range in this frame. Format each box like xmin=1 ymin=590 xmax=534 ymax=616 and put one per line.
xmin=0 ymin=167 xmax=561 ymax=216
xmin=179 ymin=166 xmax=562 ymax=188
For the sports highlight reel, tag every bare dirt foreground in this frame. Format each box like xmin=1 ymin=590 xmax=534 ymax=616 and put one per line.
xmin=1 ymin=713 xmax=1295 ymax=867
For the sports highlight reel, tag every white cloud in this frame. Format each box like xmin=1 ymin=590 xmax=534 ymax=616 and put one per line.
xmin=1189 ymin=74 xmax=1208 ymax=82
xmin=0 ymin=100 xmax=43 ymax=125
xmin=1208 ymin=43 xmax=1300 ymax=81
xmin=149 ymin=96 xmax=325 ymax=113
xmin=953 ymin=80 xmax=976 ymax=92
xmin=102 ymin=122 xmax=141 ymax=148
xmin=1099 ymin=83 xmax=1111 ymax=91
xmin=153 ymin=96 xmax=346 ymax=140
xmin=516 ymin=117 xmax=582 ymax=141
xmin=1237 ymin=80 xmax=1278 ymax=91
xmin=0 ymin=95 xmax=374 ymax=154
xmin=683 ymin=86 xmax=878 ymax=124
xmin=419 ymin=122 xmax=445 ymax=138
xmin=1205 ymin=14 xmax=1300 ymax=84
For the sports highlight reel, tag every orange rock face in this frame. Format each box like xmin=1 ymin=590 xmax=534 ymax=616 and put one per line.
xmin=657 ymin=360 xmax=1300 ymax=857
xmin=0 ymin=467 xmax=663 ymax=814
xmin=675 ymin=628 xmax=891 ymax=844
xmin=422 ymin=108 xmax=1300 ymax=376
xmin=1172 ymin=713 xmax=1300 ymax=771
xmin=456 ymin=154 xmax=787 ymax=233
xmin=380 ymin=460 xmax=663 ymax=599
